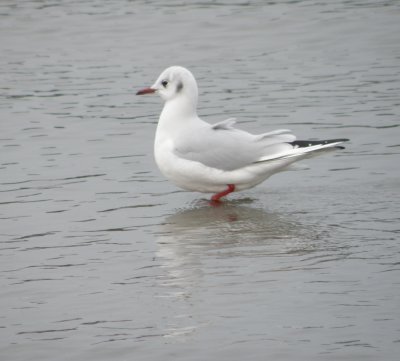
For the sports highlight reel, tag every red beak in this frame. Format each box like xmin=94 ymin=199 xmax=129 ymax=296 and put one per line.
xmin=136 ymin=87 xmax=156 ymax=95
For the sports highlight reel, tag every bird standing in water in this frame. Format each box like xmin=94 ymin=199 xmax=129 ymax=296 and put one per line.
xmin=137 ymin=66 xmax=348 ymax=202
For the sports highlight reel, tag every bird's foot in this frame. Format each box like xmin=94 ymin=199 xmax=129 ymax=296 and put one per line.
xmin=210 ymin=184 xmax=235 ymax=204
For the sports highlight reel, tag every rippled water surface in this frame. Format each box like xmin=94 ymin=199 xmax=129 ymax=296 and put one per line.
xmin=1 ymin=1 xmax=400 ymax=360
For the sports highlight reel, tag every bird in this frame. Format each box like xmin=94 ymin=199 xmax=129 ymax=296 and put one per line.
xmin=136 ymin=66 xmax=348 ymax=203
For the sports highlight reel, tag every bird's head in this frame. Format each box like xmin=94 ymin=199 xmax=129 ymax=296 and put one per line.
xmin=137 ymin=66 xmax=198 ymax=105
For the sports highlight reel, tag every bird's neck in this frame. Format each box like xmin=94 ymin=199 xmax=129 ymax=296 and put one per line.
xmin=158 ymin=96 xmax=198 ymax=133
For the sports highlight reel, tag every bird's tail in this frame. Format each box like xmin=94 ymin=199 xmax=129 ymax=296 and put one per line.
xmin=255 ymin=138 xmax=349 ymax=164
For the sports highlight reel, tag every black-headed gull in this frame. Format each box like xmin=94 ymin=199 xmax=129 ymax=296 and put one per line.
xmin=137 ymin=66 xmax=348 ymax=202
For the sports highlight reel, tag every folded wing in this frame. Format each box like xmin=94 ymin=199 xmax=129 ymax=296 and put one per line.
xmin=173 ymin=118 xmax=299 ymax=171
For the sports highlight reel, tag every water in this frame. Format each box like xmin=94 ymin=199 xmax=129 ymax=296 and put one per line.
xmin=1 ymin=0 xmax=400 ymax=360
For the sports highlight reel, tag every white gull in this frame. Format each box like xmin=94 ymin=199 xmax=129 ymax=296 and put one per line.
xmin=137 ymin=66 xmax=348 ymax=202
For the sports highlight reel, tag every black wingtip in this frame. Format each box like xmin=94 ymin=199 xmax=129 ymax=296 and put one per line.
xmin=290 ymin=139 xmax=349 ymax=149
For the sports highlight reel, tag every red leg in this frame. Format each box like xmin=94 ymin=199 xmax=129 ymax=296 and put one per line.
xmin=211 ymin=184 xmax=235 ymax=202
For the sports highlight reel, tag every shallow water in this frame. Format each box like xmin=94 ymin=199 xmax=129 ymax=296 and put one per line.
xmin=1 ymin=0 xmax=400 ymax=360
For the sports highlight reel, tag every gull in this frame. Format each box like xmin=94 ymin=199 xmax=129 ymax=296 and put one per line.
xmin=137 ymin=66 xmax=348 ymax=202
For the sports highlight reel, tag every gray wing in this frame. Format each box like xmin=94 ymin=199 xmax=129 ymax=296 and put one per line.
xmin=173 ymin=118 xmax=296 ymax=171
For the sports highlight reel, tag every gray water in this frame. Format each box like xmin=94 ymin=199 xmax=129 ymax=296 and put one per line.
xmin=1 ymin=1 xmax=400 ymax=360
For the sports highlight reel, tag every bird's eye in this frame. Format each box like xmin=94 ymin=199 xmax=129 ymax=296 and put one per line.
xmin=161 ymin=80 xmax=168 ymax=88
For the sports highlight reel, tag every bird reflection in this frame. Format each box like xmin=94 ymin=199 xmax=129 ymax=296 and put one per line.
xmin=159 ymin=200 xmax=302 ymax=242
xmin=155 ymin=200 xmax=319 ymax=288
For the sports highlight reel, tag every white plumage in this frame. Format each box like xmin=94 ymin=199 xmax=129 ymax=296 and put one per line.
xmin=137 ymin=66 xmax=348 ymax=201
